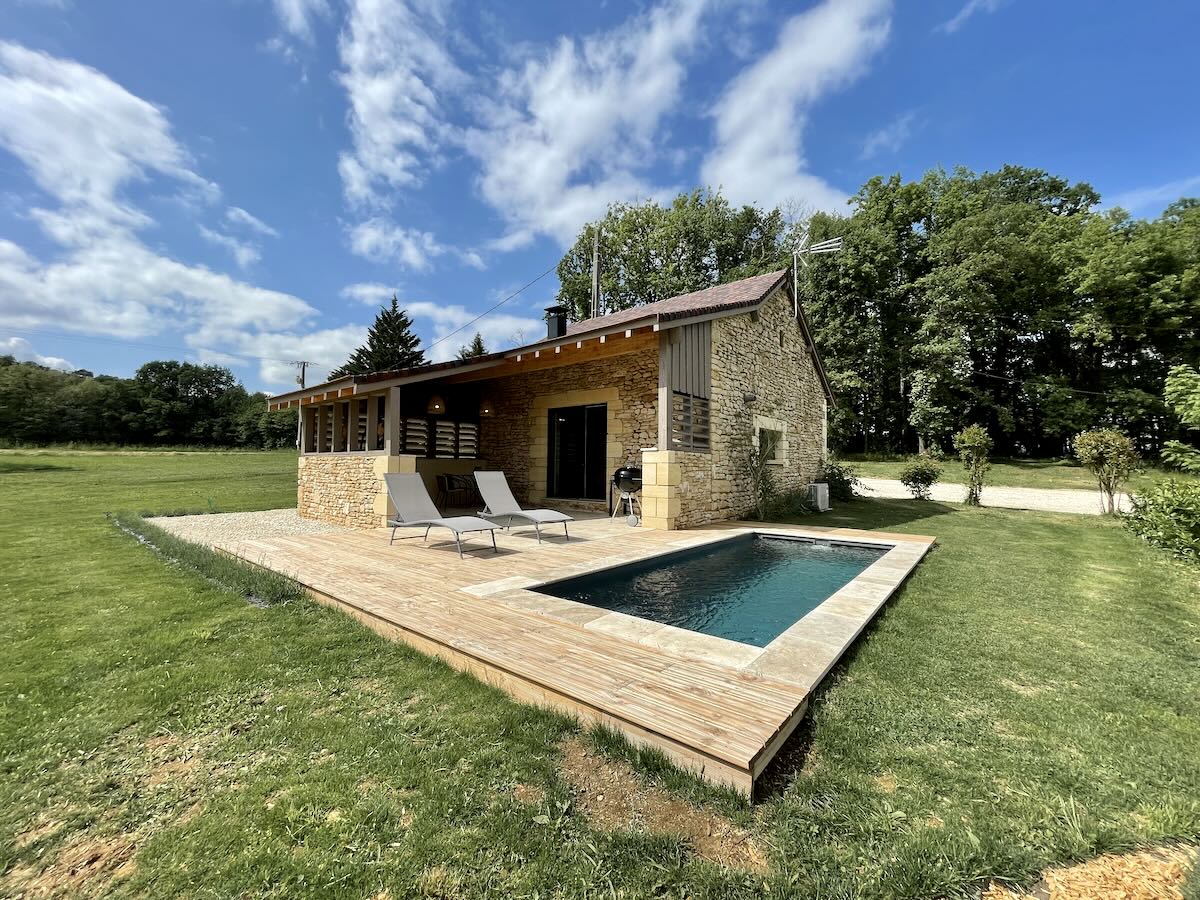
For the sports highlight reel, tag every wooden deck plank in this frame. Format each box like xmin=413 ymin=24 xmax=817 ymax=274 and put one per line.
xmin=200 ymin=516 xmax=931 ymax=793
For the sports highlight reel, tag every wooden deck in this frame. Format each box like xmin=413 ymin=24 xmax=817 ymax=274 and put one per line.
xmin=183 ymin=516 xmax=932 ymax=795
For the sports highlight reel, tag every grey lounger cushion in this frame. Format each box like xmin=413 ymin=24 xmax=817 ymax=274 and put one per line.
xmin=474 ymin=471 xmax=572 ymax=542
xmin=384 ymin=472 xmax=497 ymax=557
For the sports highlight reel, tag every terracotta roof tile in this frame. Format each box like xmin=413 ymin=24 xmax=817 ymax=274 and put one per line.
xmin=566 ymin=269 xmax=788 ymax=335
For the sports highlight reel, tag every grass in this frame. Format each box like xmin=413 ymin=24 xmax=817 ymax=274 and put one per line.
xmin=1 ymin=450 xmax=1198 ymax=898
xmin=840 ymin=453 xmax=1197 ymax=494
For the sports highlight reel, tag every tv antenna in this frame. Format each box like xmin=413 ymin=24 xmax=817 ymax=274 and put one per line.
xmin=792 ymin=224 xmax=843 ymax=316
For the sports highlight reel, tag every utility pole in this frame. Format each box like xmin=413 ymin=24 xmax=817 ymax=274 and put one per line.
xmin=292 ymin=360 xmax=310 ymax=450
xmin=590 ymin=226 xmax=601 ymax=319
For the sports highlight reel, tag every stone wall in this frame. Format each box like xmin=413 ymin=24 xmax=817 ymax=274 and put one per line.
xmin=297 ymin=454 xmax=415 ymax=529
xmin=479 ymin=346 xmax=658 ymax=505
xmin=706 ymin=285 xmax=827 ymax=520
xmin=642 ymin=286 xmax=827 ymax=529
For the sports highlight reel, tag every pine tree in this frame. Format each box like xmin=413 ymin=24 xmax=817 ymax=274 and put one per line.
xmin=456 ymin=332 xmax=487 ymax=360
xmin=330 ymin=295 xmax=426 ymax=378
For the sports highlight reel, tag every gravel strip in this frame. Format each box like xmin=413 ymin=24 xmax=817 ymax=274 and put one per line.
xmin=858 ymin=478 xmax=1129 ymax=515
xmin=149 ymin=508 xmax=341 ymax=546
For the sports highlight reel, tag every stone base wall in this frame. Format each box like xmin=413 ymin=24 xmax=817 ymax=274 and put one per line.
xmin=297 ymin=454 xmax=416 ymax=529
xmin=479 ymin=345 xmax=658 ymax=505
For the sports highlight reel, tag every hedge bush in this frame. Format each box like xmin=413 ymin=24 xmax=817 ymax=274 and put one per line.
xmin=1073 ymin=428 xmax=1140 ymax=515
xmin=1124 ymin=480 xmax=1200 ymax=562
xmin=821 ymin=461 xmax=863 ymax=502
xmin=899 ymin=456 xmax=943 ymax=500
xmin=953 ymin=425 xmax=993 ymax=506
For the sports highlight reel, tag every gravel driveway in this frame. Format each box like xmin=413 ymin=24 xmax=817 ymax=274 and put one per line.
xmin=859 ymin=477 xmax=1128 ymax=515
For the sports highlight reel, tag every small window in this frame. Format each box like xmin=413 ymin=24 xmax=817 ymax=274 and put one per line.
xmin=779 ymin=330 xmax=785 ymax=349
xmin=402 ymin=417 xmax=429 ymax=455
xmin=758 ymin=428 xmax=783 ymax=462
xmin=402 ymin=417 xmax=479 ymax=459
xmin=671 ymin=391 xmax=710 ymax=451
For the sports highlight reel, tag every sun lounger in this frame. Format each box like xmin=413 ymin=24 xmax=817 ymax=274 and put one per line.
xmin=474 ymin=471 xmax=573 ymax=543
xmin=384 ymin=472 xmax=498 ymax=558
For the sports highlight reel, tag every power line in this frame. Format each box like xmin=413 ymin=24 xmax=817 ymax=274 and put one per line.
xmin=423 ymin=262 xmax=559 ymax=353
xmin=972 ymin=368 xmax=1134 ymax=398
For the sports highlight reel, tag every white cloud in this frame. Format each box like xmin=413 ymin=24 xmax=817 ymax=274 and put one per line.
xmin=271 ymin=0 xmax=330 ymax=43
xmin=348 ymin=218 xmax=446 ymax=270
xmin=0 ymin=42 xmax=356 ymax=387
xmin=1105 ymin=174 xmax=1200 ymax=215
xmin=226 ymin=205 xmax=279 ymax=237
xmin=209 ymin=324 xmax=369 ymax=386
xmin=464 ymin=0 xmax=708 ymax=248
xmin=199 ymin=226 xmax=261 ymax=268
xmin=340 ymin=281 xmax=397 ymax=305
xmin=860 ymin=110 xmax=917 ymax=160
xmin=405 ymin=301 xmax=543 ymax=363
xmin=336 ymin=0 xmax=466 ymax=208
xmin=701 ymin=0 xmax=891 ymax=212
xmin=0 ymin=42 xmax=218 ymax=228
xmin=1 ymin=336 xmax=73 ymax=371
xmin=937 ymin=0 xmax=1005 ymax=34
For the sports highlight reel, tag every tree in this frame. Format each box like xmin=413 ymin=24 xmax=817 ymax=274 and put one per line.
xmin=330 ymin=294 xmax=425 ymax=378
xmin=1073 ymin=428 xmax=1140 ymax=514
xmin=1162 ymin=365 xmax=1200 ymax=473
xmin=556 ymin=189 xmax=787 ymax=321
xmin=0 ymin=358 xmax=264 ymax=447
xmin=457 ymin=333 xmax=487 ymax=360
xmin=953 ymin=425 xmax=992 ymax=506
xmin=551 ymin=170 xmax=1199 ymax=458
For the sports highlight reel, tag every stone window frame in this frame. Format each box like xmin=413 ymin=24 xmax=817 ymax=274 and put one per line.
xmin=753 ymin=414 xmax=789 ymax=466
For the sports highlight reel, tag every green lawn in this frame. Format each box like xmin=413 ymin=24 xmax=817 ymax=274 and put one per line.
xmin=841 ymin=454 xmax=1196 ymax=494
xmin=2 ymin=451 xmax=1198 ymax=898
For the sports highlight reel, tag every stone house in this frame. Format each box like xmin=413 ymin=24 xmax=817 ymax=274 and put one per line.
xmin=267 ymin=268 xmax=834 ymax=531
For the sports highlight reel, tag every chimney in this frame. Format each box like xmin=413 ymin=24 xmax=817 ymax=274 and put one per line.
xmin=545 ymin=304 xmax=567 ymax=340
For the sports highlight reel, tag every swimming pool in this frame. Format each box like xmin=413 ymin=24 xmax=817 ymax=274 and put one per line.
xmin=536 ymin=534 xmax=887 ymax=647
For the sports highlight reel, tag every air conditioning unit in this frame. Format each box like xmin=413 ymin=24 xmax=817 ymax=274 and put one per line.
xmin=808 ymin=482 xmax=831 ymax=512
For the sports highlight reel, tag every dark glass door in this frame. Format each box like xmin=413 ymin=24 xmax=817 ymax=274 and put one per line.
xmin=547 ymin=404 xmax=607 ymax=500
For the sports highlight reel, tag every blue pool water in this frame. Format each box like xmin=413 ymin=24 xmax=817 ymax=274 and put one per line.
xmin=537 ymin=534 xmax=886 ymax=647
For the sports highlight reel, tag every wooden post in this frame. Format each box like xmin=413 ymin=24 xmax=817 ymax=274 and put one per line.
xmin=384 ymin=386 xmax=401 ymax=455
xmin=657 ymin=333 xmax=672 ymax=451
xmin=332 ymin=401 xmax=344 ymax=453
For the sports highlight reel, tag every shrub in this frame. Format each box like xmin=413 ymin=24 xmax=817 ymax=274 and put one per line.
xmin=952 ymin=425 xmax=992 ymax=506
xmin=744 ymin=432 xmax=779 ymax=520
xmin=899 ymin=455 xmax=943 ymax=500
xmin=763 ymin=489 xmax=815 ymax=520
xmin=1073 ymin=428 xmax=1140 ymax=514
xmin=1162 ymin=364 xmax=1200 ymax=474
xmin=820 ymin=460 xmax=862 ymax=502
xmin=1124 ymin=480 xmax=1200 ymax=562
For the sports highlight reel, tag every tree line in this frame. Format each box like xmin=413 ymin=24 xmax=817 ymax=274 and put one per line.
xmin=0 ymin=304 xmax=493 ymax=448
xmin=0 ymin=357 xmax=297 ymax=448
xmin=556 ymin=170 xmax=1199 ymax=457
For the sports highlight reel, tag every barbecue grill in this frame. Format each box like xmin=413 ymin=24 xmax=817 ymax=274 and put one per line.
xmin=611 ymin=465 xmax=642 ymax=525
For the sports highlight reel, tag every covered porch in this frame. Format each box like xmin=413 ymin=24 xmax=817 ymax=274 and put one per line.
xmin=270 ymin=320 xmax=706 ymax=530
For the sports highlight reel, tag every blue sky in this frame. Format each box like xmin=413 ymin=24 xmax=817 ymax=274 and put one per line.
xmin=1 ymin=0 xmax=1196 ymax=391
